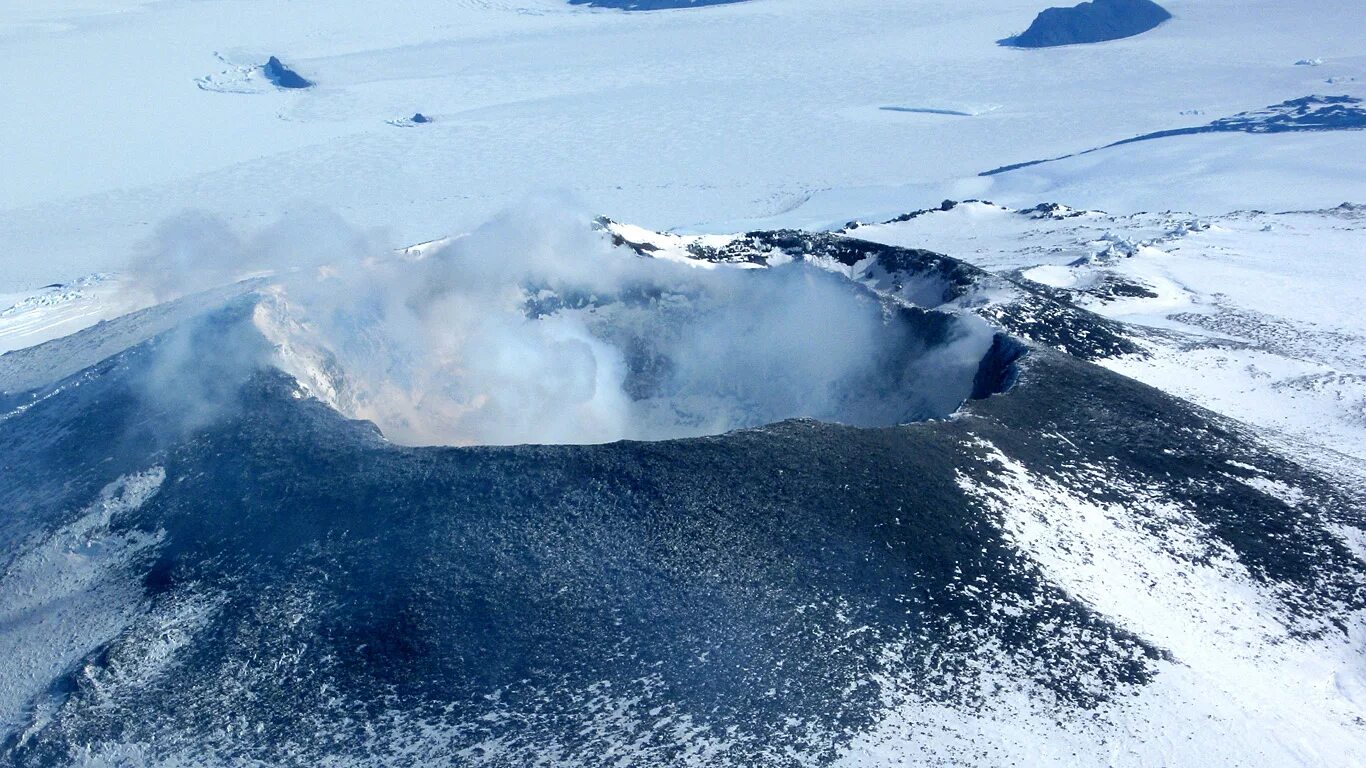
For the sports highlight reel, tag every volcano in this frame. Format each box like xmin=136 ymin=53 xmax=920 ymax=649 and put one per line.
xmin=2 ymin=220 xmax=1363 ymax=765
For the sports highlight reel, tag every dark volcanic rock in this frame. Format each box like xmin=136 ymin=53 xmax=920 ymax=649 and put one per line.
xmin=1001 ymin=0 xmax=1171 ymax=48
xmin=669 ymin=228 xmax=1145 ymax=361
xmin=3 ymin=230 xmax=1363 ymax=765
xmin=2 ymin=305 xmax=1361 ymax=765
xmin=262 ymin=56 xmax=313 ymax=89
xmin=568 ymin=0 xmax=746 ymax=9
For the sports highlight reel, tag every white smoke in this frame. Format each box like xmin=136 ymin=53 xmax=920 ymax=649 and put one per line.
xmin=130 ymin=198 xmax=996 ymax=446
xmin=130 ymin=207 xmax=384 ymax=302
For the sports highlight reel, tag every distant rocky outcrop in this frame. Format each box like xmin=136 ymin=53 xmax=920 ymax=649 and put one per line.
xmin=1000 ymin=0 xmax=1171 ymax=48
xmin=982 ymin=95 xmax=1366 ymax=176
xmin=262 ymin=56 xmax=313 ymax=89
xmin=567 ymin=0 xmax=747 ymax=9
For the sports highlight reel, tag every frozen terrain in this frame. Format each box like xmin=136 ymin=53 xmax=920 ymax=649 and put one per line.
xmin=1 ymin=0 xmax=1364 ymax=290
xmin=2 ymin=0 xmax=1365 ymax=766
xmin=982 ymin=94 xmax=1366 ymax=175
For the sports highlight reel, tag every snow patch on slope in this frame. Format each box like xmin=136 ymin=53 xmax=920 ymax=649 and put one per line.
xmin=936 ymin=442 xmax=1366 ymax=767
xmin=0 ymin=468 xmax=166 ymax=742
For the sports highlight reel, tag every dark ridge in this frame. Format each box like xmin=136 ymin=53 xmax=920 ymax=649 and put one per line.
xmin=671 ymin=229 xmax=1143 ymax=360
xmin=843 ymin=199 xmax=1006 ymax=232
xmin=981 ymin=95 xmax=1366 ymax=176
xmin=842 ymin=199 xmax=1085 ymax=233
xmin=879 ymin=106 xmax=973 ymax=117
xmin=687 ymin=230 xmax=983 ymax=302
xmin=567 ymin=0 xmax=747 ymax=9
xmin=1000 ymin=0 xmax=1171 ymax=48
xmin=1107 ymin=95 xmax=1366 ymax=144
xmin=980 ymin=154 xmax=1070 ymax=176
xmin=411 ymin=113 xmax=431 ymax=123
xmin=262 ymin=56 xmax=313 ymax=89
xmin=868 ymin=199 xmax=997 ymax=228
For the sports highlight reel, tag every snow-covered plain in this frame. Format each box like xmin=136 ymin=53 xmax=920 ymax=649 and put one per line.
xmin=1 ymin=0 xmax=1364 ymax=290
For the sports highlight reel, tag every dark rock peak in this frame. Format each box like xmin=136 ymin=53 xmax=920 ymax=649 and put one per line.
xmin=262 ymin=56 xmax=313 ymax=89
xmin=568 ymin=0 xmax=747 ymax=9
xmin=1001 ymin=0 xmax=1171 ymax=48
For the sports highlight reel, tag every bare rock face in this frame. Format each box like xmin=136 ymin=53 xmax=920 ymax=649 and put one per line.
xmin=1001 ymin=0 xmax=1171 ymax=48
xmin=568 ymin=0 xmax=747 ymax=9
xmin=262 ymin=56 xmax=313 ymax=88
